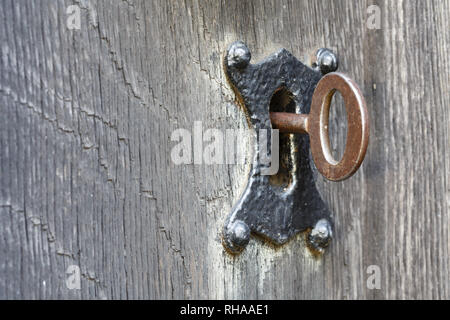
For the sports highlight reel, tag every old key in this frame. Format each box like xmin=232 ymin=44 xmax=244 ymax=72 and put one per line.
xmin=270 ymin=72 xmax=369 ymax=181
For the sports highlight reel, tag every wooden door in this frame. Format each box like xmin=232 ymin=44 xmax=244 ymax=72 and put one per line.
xmin=1 ymin=0 xmax=448 ymax=299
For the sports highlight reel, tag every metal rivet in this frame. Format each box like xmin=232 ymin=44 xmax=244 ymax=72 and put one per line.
xmin=315 ymin=48 xmax=338 ymax=74
xmin=307 ymin=219 xmax=332 ymax=252
xmin=226 ymin=41 xmax=251 ymax=69
xmin=224 ymin=220 xmax=250 ymax=253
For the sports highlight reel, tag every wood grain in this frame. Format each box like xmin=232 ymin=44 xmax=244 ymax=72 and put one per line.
xmin=0 ymin=0 xmax=448 ymax=299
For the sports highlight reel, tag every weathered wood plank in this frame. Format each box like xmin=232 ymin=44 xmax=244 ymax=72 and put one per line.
xmin=0 ymin=0 xmax=448 ymax=299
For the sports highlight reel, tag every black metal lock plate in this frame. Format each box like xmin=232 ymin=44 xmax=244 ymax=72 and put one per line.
xmin=222 ymin=41 xmax=338 ymax=254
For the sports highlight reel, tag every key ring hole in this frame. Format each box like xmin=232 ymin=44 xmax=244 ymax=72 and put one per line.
xmin=321 ymin=90 xmax=347 ymax=164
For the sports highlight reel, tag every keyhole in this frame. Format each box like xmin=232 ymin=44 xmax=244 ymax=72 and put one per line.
xmin=269 ymin=87 xmax=295 ymax=188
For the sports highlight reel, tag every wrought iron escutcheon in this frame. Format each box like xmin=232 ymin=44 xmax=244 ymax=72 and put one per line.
xmin=222 ymin=41 xmax=369 ymax=255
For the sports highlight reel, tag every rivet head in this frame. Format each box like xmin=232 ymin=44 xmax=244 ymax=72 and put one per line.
xmin=223 ymin=220 xmax=250 ymax=253
xmin=307 ymin=219 xmax=332 ymax=253
xmin=315 ymin=48 xmax=338 ymax=74
xmin=226 ymin=41 xmax=251 ymax=69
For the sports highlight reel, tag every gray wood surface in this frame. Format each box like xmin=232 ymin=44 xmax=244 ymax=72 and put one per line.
xmin=0 ymin=0 xmax=448 ymax=299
